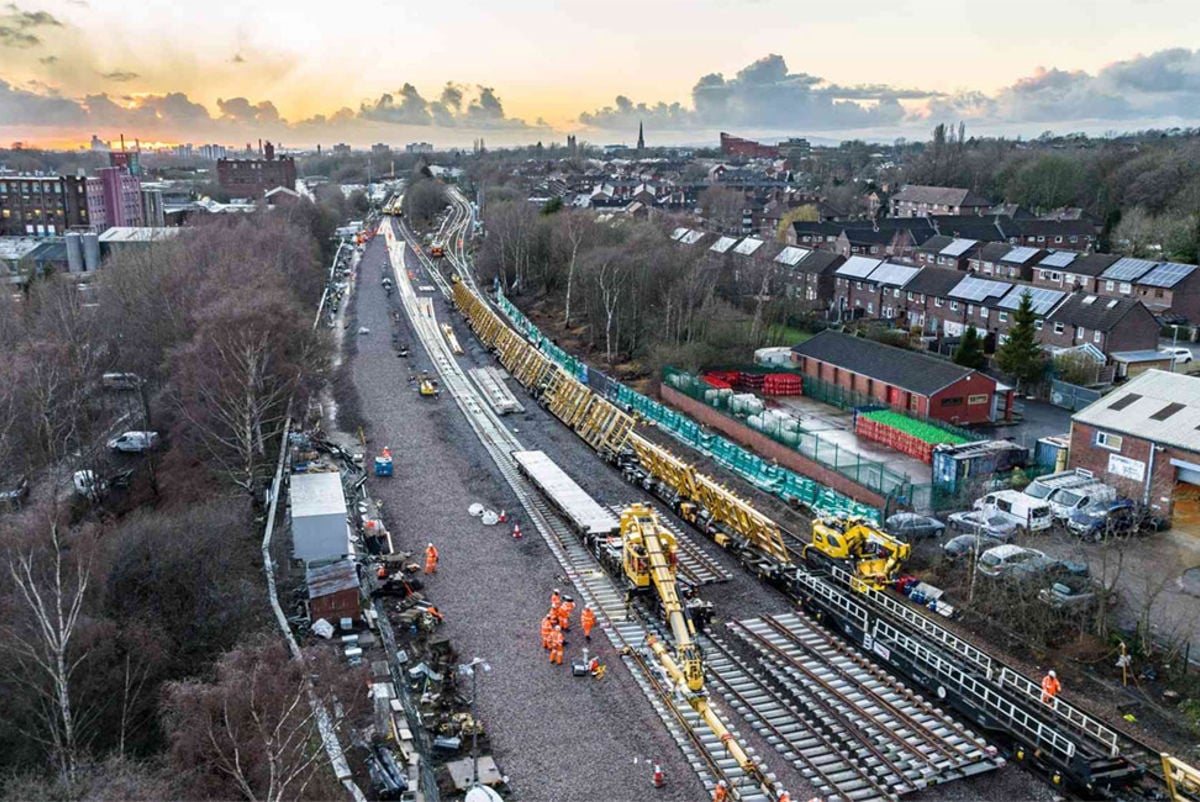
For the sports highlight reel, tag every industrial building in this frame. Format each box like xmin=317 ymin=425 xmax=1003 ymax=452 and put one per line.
xmin=1069 ymin=370 xmax=1200 ymax=523
xmin=790 ymin=330 xmax=1005 ymax=425
xmin=290 ymin=471 xmax=350 ymax=563
xmin=216 ymin=141 xmax=297 ymax=200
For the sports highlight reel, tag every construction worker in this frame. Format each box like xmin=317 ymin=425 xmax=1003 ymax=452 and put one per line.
xmin=581 ymin=606 xmax=596 ymax=641
xmin=1041 ymin=669 xmax=1061 ymax=703
xmin=424 ymin=542 xmax=439 ymax=574
xmin=550 ymin=588 xmax=561 ymax=608
xmin=548 ymin=625 xmax=564 ymax=665
xmin=558 ymin=596 xmax=575 ymax=631
xmin=540 ymin=614 xmax=555 ymax=650
xmin=712 ymin=779 xmax=729 ymax=802
xmin=376 ymin=564 xmax=387 ymax=580
xmin=775 ymin=787 xmax=790 ymax=802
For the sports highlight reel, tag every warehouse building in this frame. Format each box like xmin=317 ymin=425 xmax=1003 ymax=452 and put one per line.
xmin=290 ymin=471 xmax=351 ymax=563
xmin=790 ymin=330 xmax=1007 ymax=425
xmin=1069 ymin=370 xmax=1200 ymax=524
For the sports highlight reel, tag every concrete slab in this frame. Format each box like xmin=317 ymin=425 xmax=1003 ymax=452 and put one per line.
xmin=446 ymin=756 xmax=503 ymax=789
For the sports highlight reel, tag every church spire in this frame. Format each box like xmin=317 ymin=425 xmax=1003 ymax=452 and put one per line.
xmin=637 ymin=120 xmax=645 ymax=151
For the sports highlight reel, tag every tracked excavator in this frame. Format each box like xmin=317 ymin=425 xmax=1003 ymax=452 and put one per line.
xmin=619 ymin=504 xmax=774 ymax=795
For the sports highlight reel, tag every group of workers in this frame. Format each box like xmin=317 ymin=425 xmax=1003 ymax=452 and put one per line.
xmin=541 ymin=588 xmax=597 ymax=666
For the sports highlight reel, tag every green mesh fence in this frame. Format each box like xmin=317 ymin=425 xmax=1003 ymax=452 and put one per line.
xmin=801 ymin=373 xmax=982 ymax=443
xmin=492 ymin=289 xmax=880 ymax=522
xmin=663 ymin=366 xmax=912 ymax=502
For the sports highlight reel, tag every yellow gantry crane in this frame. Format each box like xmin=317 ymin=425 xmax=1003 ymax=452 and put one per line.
xmin=619 ymin=504 xmax=774 ymax=795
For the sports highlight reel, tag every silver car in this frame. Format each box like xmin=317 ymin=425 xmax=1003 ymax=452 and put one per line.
xmin=947 ymin=510 xmax=1019 ymax=542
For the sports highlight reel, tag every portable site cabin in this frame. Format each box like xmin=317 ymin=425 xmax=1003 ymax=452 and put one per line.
xmin=291 ymin=472 xmax=351 ymax=563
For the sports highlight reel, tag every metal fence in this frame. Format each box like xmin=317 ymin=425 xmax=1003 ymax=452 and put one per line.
xmin=1049 ymin=379 xmax=1103 ymax=412
xmin=800 ymin=373 xmax=983 ymax=443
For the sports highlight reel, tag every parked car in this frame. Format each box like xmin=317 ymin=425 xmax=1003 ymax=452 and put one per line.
xmin=108 ymin=431 xmax=160 ymax=453
xmin=101 ymin=372 xmax=141 ymax=391
xmin=1038 ymin=574 xmax=1111 ymax=611
xmin=946 ymin=510 xmax=1019 ymax=541
xmin=974 ymin=490 xmax=1053 ymax=532
xmin=1007 ymin=554 xmax=1089 ymax=584
xmin=1160 ymin=347 xmax=1194 ymax=364
xmin=943 ymin=533 xmax=1008 ymax=562
xmin=0 ymin=475 xmax=30 ymax=508
xmin=1048 ymin=481 xmax=1117 ymax=522
xmin=885 ymin=512 xmax=945 ymax=541
xmin=976 ymin=544 xmax=1047 ymax=578
xmin=73 ymin=470 xmax=108 ymax=501
xmin=1068 ymin=499 xmax=1142 ymax=541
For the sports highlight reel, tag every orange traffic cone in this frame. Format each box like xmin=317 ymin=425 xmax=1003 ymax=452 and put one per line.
xmin=512 ymin=523 xmax=522 ymax=539
xmin=498 ymin=509 xmax=507 ymax=523
xmin=652 ymin=761 xmax=664 ymax=788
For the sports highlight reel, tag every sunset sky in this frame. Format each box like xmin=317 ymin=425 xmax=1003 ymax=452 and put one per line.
xmin=4 ymin=0 xmax=1200 ymax=148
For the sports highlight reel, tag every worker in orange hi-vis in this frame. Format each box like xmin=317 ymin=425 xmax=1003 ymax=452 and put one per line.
xmin=550 ymin=588 xmax=561 ymax=608
xmin=581 ymin=606 xmax=596 ymax=642
xmin=540 ymin=614 xmax=555 ymax=650
xmin=775 ymin=787 xmax=791 ymax=802
xmin=1041 ymin=669 xmax=1061 ymax=703
xmin=558 ymin=596 xmax=576 ymax=631
xmin=424 ymin=542 xmax=439 ymax=574
xmin=548 ymin=625 xmax=564 ymax=665
xmin=712 ymin=779 xmax=729 ymax=802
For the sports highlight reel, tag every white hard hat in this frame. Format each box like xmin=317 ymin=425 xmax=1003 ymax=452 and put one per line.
xmin=717 ymin=779 xmax=727 ymax=787
xmin=428 ymin=542 xmax=434 ymax=547
xmin=1048 ymin=670 xmax=1056 ymax=677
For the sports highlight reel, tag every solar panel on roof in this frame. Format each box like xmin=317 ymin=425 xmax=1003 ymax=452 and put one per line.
xmin=1001 ymin=246 xmax=1040 ymax=263
xmin=1101 ymin=256 xmax=1157 ymax=281
xmin=949 ymin=276 xmax=1011 ymax=302
xmin=733 ymin=237 xmax=764 ymax=255
xmin=835 ymin=256 xmax=883 ymax=278
xmin=774 ymin=246 xmax=810 ymax=266
xmin=710 ymin=236 xmax=737 ymax=254
xmin=1139 ymin=261 xmax=1196 ymax=289
xmin=867 ymin=262 xmax=920 ymax=287
xmin=939 ymin=238 xmax=979 ymax=258
xmin=996 ymin=285 xmax=1065 ymax=315
xmin=1039 ymin=251 xmax=1078 ymax=268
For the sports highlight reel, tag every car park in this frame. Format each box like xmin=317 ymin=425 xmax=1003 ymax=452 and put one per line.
xmin=976 ymin=544 xmax=1047 ymax=578
xmin=1048 ymin=481 xmax=1117 ymax=522
xmin=1038 ymin=574 xmax=1110 ymax=611
xmin=108 ymin=431 xmax=160 ymax=453
xmin=1068 ymin=499 xmax=1144 ymax=541
xmin=885 ymin=512 xmax=945 ymax=541
xmin=942 ymin=533 xmax=1008 ymax=562
xmin=946 ymin=510 xmax=1019 ymax=541
xmin=1007 ymin=554 xmax=1089 ymax=584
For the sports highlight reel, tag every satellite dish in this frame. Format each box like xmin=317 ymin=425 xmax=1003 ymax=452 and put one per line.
xmin=465 ymin=786 xmax=503 ymax=802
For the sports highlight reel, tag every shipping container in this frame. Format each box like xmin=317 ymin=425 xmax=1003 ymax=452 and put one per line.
xmin=931 ymin=440 xmax=1030 ymax=492
xmin=1034 ymin=434 xmax=1070 ymax=471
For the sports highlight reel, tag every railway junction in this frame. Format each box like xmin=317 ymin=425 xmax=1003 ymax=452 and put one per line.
xmin=336 ymin=190 xmax=1194 ymax=802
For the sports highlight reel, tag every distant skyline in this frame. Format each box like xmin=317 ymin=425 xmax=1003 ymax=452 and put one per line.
xmin=3 ymin=0 xmax=1200 ymax=148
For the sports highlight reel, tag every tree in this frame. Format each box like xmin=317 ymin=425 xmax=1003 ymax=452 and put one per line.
xmin=775 ymin=204 xmax=820 ymax=242
xmin=952 ymin=325 xmax=987 ymax=369
xmin=697 ymin=186 xmax=745 ymax=234
xmin=994 ymin=291 xmax=1045 ymax=392
xmin=162 ymin=639 xmax=367 ymax=802
xmin=0 ymin=520 xmax=94 ymax=784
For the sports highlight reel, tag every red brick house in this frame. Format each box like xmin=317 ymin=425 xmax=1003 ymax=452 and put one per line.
xmin=890 ymin=185 xmax=992 ymax=218
xmin=1042 ymin=293 xmax=1160 ymax=354
xmin=1032 ymin=252 xmax=1119 ymax=295
xmin=1069 ymin=370 xmax=1200 ymax=520
xmin=790 ymin=330 xmax=1003 ymax=424
xmin=775 ymin=247 xmax=843 ymax=311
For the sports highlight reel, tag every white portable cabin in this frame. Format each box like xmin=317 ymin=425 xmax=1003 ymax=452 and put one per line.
xmin=291 ymin=472 xmax=351 ymax=563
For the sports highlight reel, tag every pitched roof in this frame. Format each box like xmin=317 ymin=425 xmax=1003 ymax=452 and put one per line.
xmin=791 ymin=330 xmax=986 ymax=397
xmin=795 ymin=251 xmax=844 ymax=275
xmin=916 ymin=234 xmax=955 ymax=252
xmin=1046 ymin=293 xmax=1144 ymax=332
xmin=975 ymin=242 xmax=1014 ymax=262
xmin=931 ymin=215 xmax=1010 ymax=242
xmin=941 ymin=238 xmax=981 ymax=257
xmin=1073 ymin=370 xmax=1200 ymax=452
xmin=306 ymin=560 xmax=359 ymax=598
xmin=835 ymin=256 xmax=883 ymax=278
xmin=999 ymin=246 xmax=1043 ymax=265
xmin=904 ymin=267 xmax=967 ymax=297
xmin=1067 ymin=253 xmax=1121 ymax=277
xmin=893 ymin=185 xmax=990 ymax=207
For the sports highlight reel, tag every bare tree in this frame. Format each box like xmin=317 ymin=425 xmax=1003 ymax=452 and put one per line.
xmin=1 ymin=520 xmax=93 ymax=783
xmin=697 ymin=186 xmax=746 ymax=234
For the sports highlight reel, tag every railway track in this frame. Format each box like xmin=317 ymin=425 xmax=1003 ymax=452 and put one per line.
xmin=382 ymin=215 xmax=771 ymax=797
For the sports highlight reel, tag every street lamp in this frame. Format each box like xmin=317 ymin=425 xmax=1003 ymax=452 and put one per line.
xmin=457 ymin=658 xmax=491 ymax=788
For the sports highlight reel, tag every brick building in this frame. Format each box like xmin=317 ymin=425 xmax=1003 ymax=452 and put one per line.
xmin=1031 ymin=252 xmax=1119 ymax=295
xmin=88 ymin=167 xmax=144 ymax=229
xmin=890 ymin=185 xmax=992 ymax=218
xmin=216 ymin=141 xmax=297 ymax=199
xmin=719 ymin=132 xmax=778 ymax=160
xmin=0 ymin=175 xmax=91 ymax=236
xmin=776 ymin=248 xmax=843 ymax=311
xmin=967 ymin=244 xmax=1044 ymax=280
xmin=791 ymin=330 xmax=1002 ymax=424
xmin=1042 ymin=293 xmax=1160 ymax=353
xmin=1069 ymin=370 xmax=1200 ymax=521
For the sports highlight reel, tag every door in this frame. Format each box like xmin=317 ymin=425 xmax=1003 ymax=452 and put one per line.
xmin=1174 ymin=479 xmax=1200 ymax=534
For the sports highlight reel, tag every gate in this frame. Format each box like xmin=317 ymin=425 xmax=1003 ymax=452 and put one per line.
xmin=1049 ymin=379 xmax=1102 ymax=411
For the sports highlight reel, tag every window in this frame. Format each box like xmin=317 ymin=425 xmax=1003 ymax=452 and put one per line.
xmin=1039 ymin=270 xmax=1048 ymax=280
xmin=856 ymin=281 xmax=863 ymax=290
xmin=1151 ymin=402 xmax=1185 ymax=421
xmin=1034 ymin=320 xmax=1043 ymax=331
xmin=967 ymin=304 xmax=975 ymax=315
xmin=1051 ymin=272 xmax=1061 ymax=281
xmin=867 ymin=302 xmax=874 ymax=314
xmin=941 ymin=397 xmax=964 ymax=407
xmin=893 ymin=288 xmax=901 ymax=298
xmin=1076 ymin=326 xmax=1085 ymax=340
xmin=950 ymin=301 xmax=959 ymax=311
xmin=1053 ymin=321 xmax=1065 ymax=334
xmin=1069 ymin=235 xmax=1078 ymax=243
xmin=906 ymin=291 xmax=914 ymax=301
xmin=968 ymin=394 xmax=988 ymax=405
xmin=1105 ymin=280 xmax=1115 ymax=292
xmin=1055 ymin=236 xmax=1063 ymax=243
xmin=934 ymin=297 xmax=943 ymax=307
xmin=998 ymin=311 xmax=1008 ymax=323
xmin=1108 ymin=393 xmax=1140 ymax=411
xmin=1093 ymin=331 xmax=1102 ymax=344
xmin=1094 ymin=431 xmax=1123 ymax=451
xmin=1155 ymin=288 xmax=1165 ymax=298
xmin=980 ymin=308 xmax=988 ymax=320
xmin=1119 ymin=282 xmax=1131 ymax=294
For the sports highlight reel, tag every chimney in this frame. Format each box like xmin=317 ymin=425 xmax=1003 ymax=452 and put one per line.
xmin=258 ymin=138 xmax=263 ymax=155
xmin=120 ymin=133 xmax=126 ymax=152
xmin=264 ymin=141 xmax=275 ymax=161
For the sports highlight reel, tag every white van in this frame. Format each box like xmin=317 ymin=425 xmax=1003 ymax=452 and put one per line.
xmin=1048 ymin=482 xmax=1117 ymax=521
xmin=974 ymin=489 xmax=1053 ymax=532
xmin=1023 ymin=470 xmax=1095 ymax=503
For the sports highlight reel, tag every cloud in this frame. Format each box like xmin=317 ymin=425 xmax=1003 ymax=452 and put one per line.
xmin=0 ymin=3 xmax=62 ymax=48
xmin=579 ymin=53 xmax=921 ymax=131
xmin=359 ymin=81 xmax=535 ymax=129
xmin=0 ymin=77 xmax=85 ymax=125
xmin=99 ymin=69 xmax=139 ymax=82
xmin=37 ymin=53 xmax=54 ymax=63
xmin=217 ymin=96 xmax=282 ymax=124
